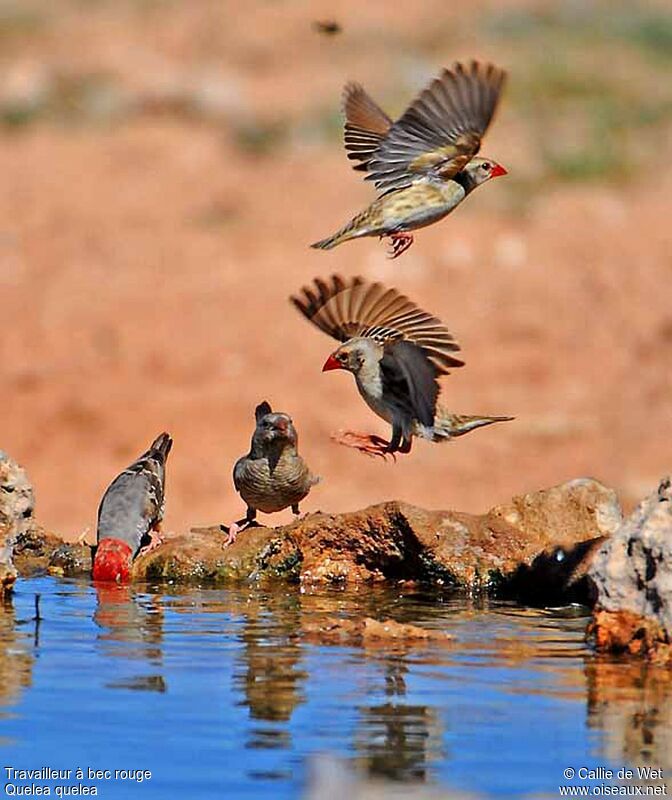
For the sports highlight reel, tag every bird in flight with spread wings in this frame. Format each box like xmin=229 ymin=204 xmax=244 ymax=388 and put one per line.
xmin=311 ymin=61 xmax=507 ymax=259
xmin=291 ymin=275 xmax=513 ymax=458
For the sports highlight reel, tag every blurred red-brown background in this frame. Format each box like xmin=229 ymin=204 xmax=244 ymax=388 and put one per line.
xmin=0 ymin=0 xmax=670 ymax=539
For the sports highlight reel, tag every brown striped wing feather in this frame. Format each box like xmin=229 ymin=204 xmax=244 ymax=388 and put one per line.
xmin=290 ymin=275 xmax=464 ymax=374
xmin=366 ymin=61 xmax=506 ymax=195
xmin=343 ymin=83 xmax=392 ymax=173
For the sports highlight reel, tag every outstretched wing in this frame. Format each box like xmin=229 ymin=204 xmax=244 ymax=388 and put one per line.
xmin=365 ymin=61 xmax=506 ymax=195
xmin=290 ymin=274 xmax=464 ymax=374
xmin=343 ymin=82 xmax=392 ymax=173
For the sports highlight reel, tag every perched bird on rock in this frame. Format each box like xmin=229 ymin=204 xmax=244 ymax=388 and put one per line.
xmin=291 ymin=275 xmax=513 ymax=457
xmin=226 ymin=402 xmax=319 ymax=546
xmin=92 ymin=432 xmax=172 ymax=582
xmin=311 ymin=60 xmax=507 ymax=258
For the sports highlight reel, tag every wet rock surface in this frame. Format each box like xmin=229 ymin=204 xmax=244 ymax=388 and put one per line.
xmin=13 ymin=527 xmax=72 ymax=577
xmin=0 ymin=452 xmax=36 ymax=595
xmin=588 ymin=478 xmax=672 ymax=662
xmin=47 ymin=540 xmax=93 ymax=578
xmin=132 ymin=478 xmax=619 ymax=598
xmin=28 ymin=478 xmax=617 ymax=603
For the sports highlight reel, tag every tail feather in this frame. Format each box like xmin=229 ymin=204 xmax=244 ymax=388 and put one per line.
xmin=149 ymin=432 xmax=173 ymax=461
xmin=418 ymin=409 xmax=514 ymax=442
xmin=311 ymin=211 xmax=370 ymax=250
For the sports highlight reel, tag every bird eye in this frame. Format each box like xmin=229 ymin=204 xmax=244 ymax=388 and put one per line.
xmin=481 ymin=162 xmax=491 ymax=171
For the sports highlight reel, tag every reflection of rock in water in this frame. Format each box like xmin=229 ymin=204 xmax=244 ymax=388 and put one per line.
xmin=106 ymin=675 xmax=167 ymax=692
xmin=93 ymin=584 xmax=165 ymax=691
xmin=585 ymin=659 xmax=672 ymax=778
xmin=233 ymin=592 xmax=306 ymax=728
xmin=0 ymin=600 xmax=34 ymax=708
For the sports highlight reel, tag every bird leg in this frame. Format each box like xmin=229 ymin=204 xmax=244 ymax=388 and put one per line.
xmin=222 ymin=507 xmax=257 ymax=547
xmin=137 ymin=523 xmax=164 ymax=558
xmin=384 ymin=232 xmax=414 ymax=259
xmin=330 ymin=430 xmax=397 ymax=461
xmin=76 ymin=528 xmax=92 ymax=546
xmin=291 ymin=503 xmax=313 ymax=522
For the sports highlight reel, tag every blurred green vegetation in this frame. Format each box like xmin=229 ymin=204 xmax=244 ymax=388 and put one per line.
xmin=488 ymin=4 xmax=672 ymax=62
xmin=488 ymin=2 xmax=672 ymax=182
xmin=0 ymin=0 xmax=669 ymax=188
xmin=0 ymin=71 xmax=123 ymax=130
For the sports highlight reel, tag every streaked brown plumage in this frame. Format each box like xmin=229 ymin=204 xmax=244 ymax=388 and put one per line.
xmin=226 ymin=402 xmax=319 ymax=545
xmin=291 ymin=275 xmax=513 ymax=457
xmin=312 ymin=61 xmax=507 ymax=258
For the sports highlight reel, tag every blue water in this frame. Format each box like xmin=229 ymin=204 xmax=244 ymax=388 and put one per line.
xmin=0 ymin=577 xmax=668 ymax=799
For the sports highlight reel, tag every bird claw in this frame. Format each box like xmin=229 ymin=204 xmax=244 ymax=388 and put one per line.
xmin=221 ymin=520 xmax=257 ymax=548
xmin=137 ymin=528 xmax=164 ymax=558
xmin=221 ymin=522 xmax=242 ymax=548
xmin=384 ymin=232 xmax=414 ymax=259
xmin=330 ymin=430 xmax=397 ymax=462
xmin=76 ymin=528 xmax=92 ymax=546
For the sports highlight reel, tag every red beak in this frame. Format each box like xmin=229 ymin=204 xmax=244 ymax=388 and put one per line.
xmin=322 ymin=354 xmax=342 ymax=372
xmin=490 ymin=163 xmax=507 ymax=178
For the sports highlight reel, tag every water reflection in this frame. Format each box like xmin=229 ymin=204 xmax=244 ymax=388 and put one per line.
xmin=0 ymin=598 xmax=33 ymax=715
xmin=93 ymin=583 xmax=166 ymax=691
xmin=232 ymin=591 xmax=306 ymax=763
xmin=355 ymin=701 xmax=442 ymax=781
xmin=586 ymin=658 xmax=672 ymax=778
xmin=353 ymin=645 xmax=443 ymax=781
xmin=3 ymin=580 xmax=672 ymax=799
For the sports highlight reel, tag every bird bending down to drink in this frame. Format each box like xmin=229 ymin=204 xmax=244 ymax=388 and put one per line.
xmin=92 ymin=432 xmax=172 ymax=582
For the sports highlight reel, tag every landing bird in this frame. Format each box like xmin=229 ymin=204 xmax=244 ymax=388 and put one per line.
xmin=92 ymin=432 xmax=172 ymax=582
xmin=226 ymin=402 xmax=319 ymax=546
xmin=291 ymin=275 xmax=513 ymax=458
xmin=311 ymin=60 xmax=507 ymax=258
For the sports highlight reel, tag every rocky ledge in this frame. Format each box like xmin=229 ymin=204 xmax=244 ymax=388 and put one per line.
xmin=26 ymin=477 xmax=620 ymax=605
xmin=11 ymin=473 xmax=672 ymax=662
xmin=0 ymin=451 xmax=36 ymax=597
xmin=587 ymin=478 xmax=672 ymax=663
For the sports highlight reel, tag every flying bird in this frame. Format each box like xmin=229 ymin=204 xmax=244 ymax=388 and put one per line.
xmin=92 ymin=432 xmax=172 ymax=582
xmin=312 ymin=19 xmax=342 ymax=36
xmin=291 ymin=275 xmax=513 ymax=457
xmin=226 ymin=402 xmax=319 ymax=545
xmin=311 ymin=60 xmax=507 ymax=258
